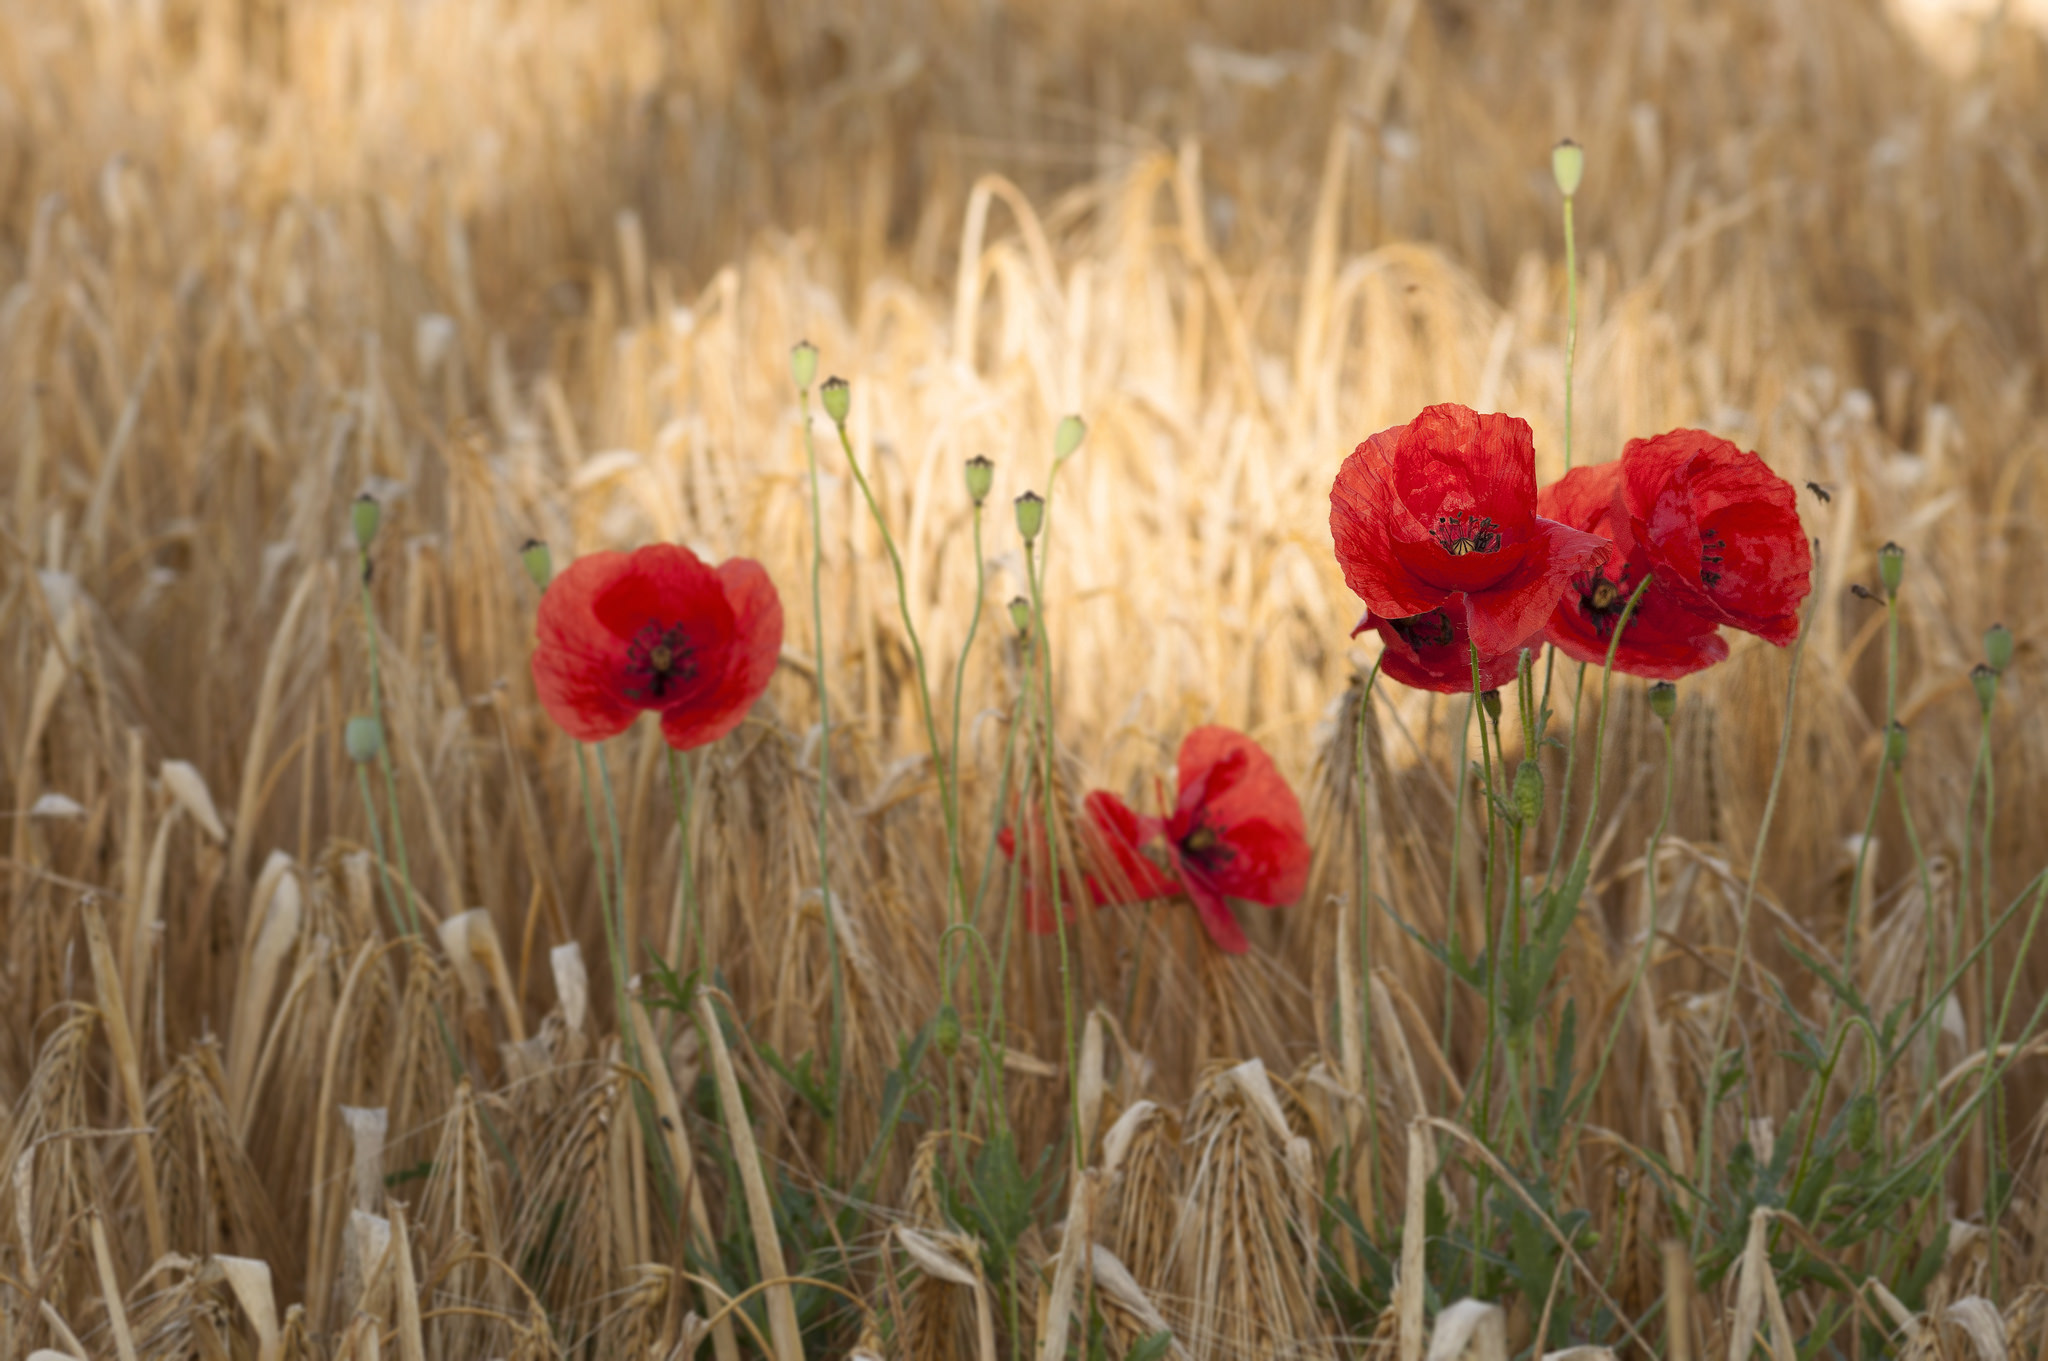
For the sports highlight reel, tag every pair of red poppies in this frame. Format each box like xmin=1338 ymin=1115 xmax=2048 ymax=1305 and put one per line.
xmin=1333 ymin=404 xmax=1811 ymax=690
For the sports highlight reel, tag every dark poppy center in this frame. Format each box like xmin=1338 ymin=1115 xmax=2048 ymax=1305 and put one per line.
xmin=623 ymin=621 xmax=698 ymax=702
xmin=1433 ymin=511 xmax=1503 ymax=557
xmin=1178 ymin=819 xmax=1233 ymax=870
xmin=1388 ymin=609 xmax=1456 ymax=650
xmin=1699 ymin=527 xmax=1727 ymax=588
xmin=1576 ymin=569 xmax=1638 ymax=637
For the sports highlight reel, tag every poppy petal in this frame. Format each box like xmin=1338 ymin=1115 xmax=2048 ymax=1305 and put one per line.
xmin=1179 ymin=872 xmax=1250 ymax=954
xmin=658 ymin=557 xmax=785 ymax=750
xmin=1361 ymin=599 xmax=1536 ymax=694
xmin=1330 ymin=425 xmax=1454 ymax=621
xmin=1081 ymin=791 xmax=1179 ymax=905
xmin=1461 ymin=517 xmax=1611 ymax=657
xmin=532 ymin=550 xmax=644 ymax=741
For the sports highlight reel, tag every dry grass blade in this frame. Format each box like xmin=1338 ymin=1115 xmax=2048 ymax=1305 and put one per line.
xmin=1425 ymin=1299 xmax=1507 ymax=1361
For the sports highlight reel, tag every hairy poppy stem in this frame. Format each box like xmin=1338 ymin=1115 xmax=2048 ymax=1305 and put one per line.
xmin=1689 ymin=565 xmax=1819 ymax=1255
xmin=663 ymin=748 xmax=704 ymax=976
xmin=356 ymin=558 xmax=422 ymax=942
xmin=1024 ymin=538 xmax=1084 ymax=1165
xmin=1440 ymin=692 xmax=1474 ymax=1106
xmin=1843 ymin=567 xmax=1900 ymax=978
xmin=796 ymin=378 xmax=847 ymax=1178
xmin=1976 ymin=694 xmax=2007 ymax=1292
xmin=1351 ymin=659 xmax=1385 ymax=1232
xmin=1561 ymin=191 xmax=1578 ymax=474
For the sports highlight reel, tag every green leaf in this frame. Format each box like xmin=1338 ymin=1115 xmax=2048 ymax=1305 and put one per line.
xmin=1127 ymin=1331 xmax=1174 ymax=1361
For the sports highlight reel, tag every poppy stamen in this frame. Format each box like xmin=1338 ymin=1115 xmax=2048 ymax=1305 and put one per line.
xmin=1178 ymin=818 xmax=1234 ymax=871
xmin=623 ymin=621 xmax=698 ymax=701
xmin=1577 ymin=570 xmax=1638 ymax=638
xmin=1699 ymin=527 xmax=1727 ymax=586
xmin=1433 ymin=511 xmax=1503 ymax=556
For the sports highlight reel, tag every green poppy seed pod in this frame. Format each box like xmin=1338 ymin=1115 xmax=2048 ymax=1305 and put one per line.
xmin=1513 ymin=761 xmax=1543 ymax=824
xmin=1877 ymin=541 xmax=1904 ymax=598
xmin=1015 ymin=490 xmax=1045 ymax=542
xmin=352 ymin=493 xmax=381 ymax=551
xmin=1551 ymin=138 xmax=1584 ymax=197
xmin=820 ymin=375 xmax=851 ymax=426
xmin=933 ymin=1002 xmax=962 ymax=1058
xmin=521 ymin=539 xmax=553 ymax=591
xmin=790 ymin=339 xmax=818 ymax=391
xmin=345 ymin=715 xmax=385 ymax=764
xmin=1973 ymin=663 xmax=1999 ymax=715
xmin=964 ymin=456 xmax=995 ymax=506
xmin=1008 ymin=596 xmax=1032 ymax=633
xmin=1884 ymin=721 xmax=1908 ymax=770
xmin=1054 ymin=414 xmax=1086 ymax=459
xmin=1649 ymin=681 xmax=1677 ymax=724
xmin=1479 ymin=688 xmax=1502 ymax=723
xmin=1986 ymin=622 xmax=2014 ymax=673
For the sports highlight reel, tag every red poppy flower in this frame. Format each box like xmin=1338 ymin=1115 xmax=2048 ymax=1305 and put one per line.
xmin=1086 ymin=727 xmax=1311 ymax=954
xmin=1350 ymin=599 xmax=1536 ymax=694
xmin=1620 ymin=430 xmax=1810 ymax=645
xmin=996 ymin=796 xmax=1176 ymax=936
xmin=1537 ymin=462 xmax=1729 ymax=679
xmin=1330 ymin=404 xmax=1610 ymax=657
xmin=532 ymin=544 xmax=783 ymax=750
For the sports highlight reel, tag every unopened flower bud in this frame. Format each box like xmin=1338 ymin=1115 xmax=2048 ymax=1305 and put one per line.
xmin=1985 ymin=622 xmax=2014 ymax=673
xmin=1008 ymin=597 xmax=1032 ymax=633
xmin=1054 ymin=414 xmax=1086 ymax=459
xmin=1513 ymin=761 xmax=1543 ymax=824
xmin=1877 ymin=542 xmax=1904 ymax=598
xmin=964 ymin=456 xmax=995 ymax=505
xmin=1972 ymin=663 xmax=1999 ymax=715
xmin=1847 ymin=1091 xmax=1878 ymax=1153
xmin=933 ymin=1003 xmax=962 ymax=1057
xmin=1479 ymin=689 xmax=1502 ymax=722
xmin=790 ymin=340 xmax=818 ymax=391
xmin=1015 ymin=491 xmax=1045 ymax=542
xmin=1551 ymin=139 xmax=1584 ymax=197
xmin=352 ymin=493 xmax=382 ymax=551
xmin=820 ymin=376 xmax=851 ymax=425
xmin=521 ymin=539 xmax=553 ymax=591
xmin=345 ymin=715 xmax=385 ymax=764
xmin=1884 ymin=721 xmax=1908 ymax=770
xmin=1649 ymin=681 xmax=1677 ymax=723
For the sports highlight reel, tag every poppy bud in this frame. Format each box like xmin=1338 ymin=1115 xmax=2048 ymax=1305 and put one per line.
xmin=964 ymin=456 xmax=994 ymax=506
xmin=1054 ymin=414 xmax=1086 ymax=459
xmin=790 ymin=339 xmax=818 ymax=391
xmin=1513 ymin=760 xmax=1543 ymax=824
xmin=820 ymin=376 xmax=851 ymax=426
xmin=933 ymin=1002 xmax=962 ymax=1057
xmin=345 ymin=715 xmax=385 ymax=764
xmin=1478 ymin=688 xmax=1502 ymax=722
xmin=1972 ymin=663 xmax=1998 ymax=715
xmin=1986 ymin=622 xmax=2014 ymax=673
xmin=1649 ymin=681 xmax=1677 ymax=724
xmin=1015 ymin=491 xmax=1045 ymax=542
xmin=1884 ymin=721 xmax=1908 ymax=770
xmin=1551 ymin=138 xmax=1584 ymax=197
xmin=1008 ymin=597 xmax=1032 ymax=633
xmin=521 ymin=539 xmax=553 ymax=591
xmin=352 ymin=493 xmax=381 ymax=551
xmin=1877 ymin=542 xmax=1904 ymax=599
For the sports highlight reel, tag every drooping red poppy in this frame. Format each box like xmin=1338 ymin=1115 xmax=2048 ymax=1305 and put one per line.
xmin=1085 ymin=727 xmax=1311 ymax=954
xmin=996 ymin=794 xmax=1177 ymax=936
xmin=1620 ymin=430 xmax=1811 ymax=645
xmin=1330 ymin=404 xmax=1609 ymax=657
xmin=1537 ymin=462 xmax=1730 ymax=680
xmin=1350 ymin=599 xmax=1536 ymax=694
xmin=532 ymin=544 xmax=783 ymax=750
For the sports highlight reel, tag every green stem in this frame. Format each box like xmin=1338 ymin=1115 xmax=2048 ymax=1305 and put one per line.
xmin=1689 ymin=581 xmax=1817 ymax=1253
xmin=358 ymin=561 xmax=422 ymax=940
xmin=1025 ymin=539 xmax=1083 ymax=1163
xmin=1843 ymin=590 xmax=1901 ymax=977
xmin=798 ymin=385 xmax=847 ymax=1178
xmin=1561 ymin=193 xmax=1578 ymax=474
xmin=1978 ymin=704 xmax=2006 ymax=1293
xmin=832 ymin=419 xmax=968 ymax=932
xmin=1353 ymin=659 xmax=1384 ymax=1231
xmin=1441 ymin=693 xmax=1475 ymax=1103
xmin=1562 ymin=713 xmax=1674 ymax=1152
xmin=664 ymin=748 xmax=703 ymax=971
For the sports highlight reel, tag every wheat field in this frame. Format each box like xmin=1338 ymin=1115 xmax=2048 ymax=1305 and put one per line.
xmin=5 ymin=0 xmax=2048 ymax=1356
